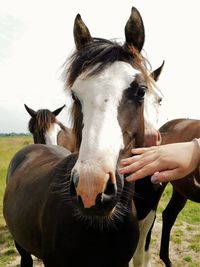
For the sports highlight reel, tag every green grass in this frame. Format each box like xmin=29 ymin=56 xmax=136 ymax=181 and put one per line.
xmin=157 ymin=183 xmax=200 ymax=225
xmin=0 ymin=136 xmax=32 ymax=266
xmin=0 ymin=135 xmax=199 ymax=266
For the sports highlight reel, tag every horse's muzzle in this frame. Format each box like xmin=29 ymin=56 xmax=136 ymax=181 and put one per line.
xmin=69 ymin=170 xmax=121 ymax=216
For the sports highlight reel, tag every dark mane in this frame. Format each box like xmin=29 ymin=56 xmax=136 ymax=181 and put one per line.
xmin=63 ymin=38 xmax=151 ymax=88
xmin=28 ymin=109 xmax=56 ymax=134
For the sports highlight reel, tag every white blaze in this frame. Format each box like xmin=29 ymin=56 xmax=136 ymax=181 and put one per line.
xmin=72 ymin=61 xmax=139 ymax=167
xmin=44 ymin=123 xmax=61 ymax=145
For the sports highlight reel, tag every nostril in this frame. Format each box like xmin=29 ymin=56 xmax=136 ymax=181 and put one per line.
xmin=104 ymin=177 xmax=117 ymax=196
xmin=96 ymin=177 xmax=117 ymax=207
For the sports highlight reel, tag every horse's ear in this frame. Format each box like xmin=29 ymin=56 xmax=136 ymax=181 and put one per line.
xmin=53 ymin=105 xmax=65 ymax=116
xmin=124 ymin=7 xmax=145 ymax=52
xmin=151 ymin=61 xmax=165 ymax=81
xmin=74 ymin=14 xmax=92 ymax=49
xmin=24 ymin=104 xmax=36 ymax=118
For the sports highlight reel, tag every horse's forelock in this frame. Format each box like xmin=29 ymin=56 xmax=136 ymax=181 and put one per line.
xmin=36 ymin=110 xmax=57 ymax=132
xmin=63 ymin=38 xmax=152 ymax=88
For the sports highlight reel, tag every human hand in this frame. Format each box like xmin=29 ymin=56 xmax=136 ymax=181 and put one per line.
xmin=119 ymin=139 xmax=200 ymax=183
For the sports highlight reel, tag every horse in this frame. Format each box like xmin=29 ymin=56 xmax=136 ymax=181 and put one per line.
xmin=3 ymin=7 xmax=160 ymax=267
xmin=158 ymin=118 xmax=200 ymax=267
xmin=24 ymin=104 xmax=76 ymax=152
xmin=24 ymin=64 xmax=164 ymax=267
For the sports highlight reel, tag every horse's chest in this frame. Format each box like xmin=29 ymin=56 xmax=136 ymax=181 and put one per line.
xmin=42 ymin=211 xmax=138 ymax=267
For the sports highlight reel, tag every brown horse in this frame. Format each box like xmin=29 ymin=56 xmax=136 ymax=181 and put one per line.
xmin=158 ymin=118 xmax=200 ymax=267
xmin=24 ymin=104 xmax=76 ymax=152
xmin=135 ymin=118 xmax=200 ymax=267
xmin=3 ymin=7 xmax=159 ymax=267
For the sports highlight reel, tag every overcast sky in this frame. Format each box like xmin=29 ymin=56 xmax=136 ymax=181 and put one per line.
xmin=0 ymin=0 xmax=199 ymax=133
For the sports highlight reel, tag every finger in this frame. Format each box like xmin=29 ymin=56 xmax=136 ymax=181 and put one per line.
xmin=120 ymin=155 xmax=141 ymax=166
xmin=125 ymin=161 xmax=160 ymax=182
xmin=151 ymin=169 xmax=180 ymax=183
xmin=120 ymin=152 xmax=160 ymax=175
xmin=119 ymin=155 xmax=151 ymax=174
xmin=131 ymin=146 xmax=156 ymax=155
xmin=131 ymin=147 xmax=147 ymax=155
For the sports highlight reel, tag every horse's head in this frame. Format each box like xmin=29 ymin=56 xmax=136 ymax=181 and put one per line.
xmin=63 ymin=7 xmax=161 ymax=218
xmin=24 ymin=104 xmax=65 ymax=145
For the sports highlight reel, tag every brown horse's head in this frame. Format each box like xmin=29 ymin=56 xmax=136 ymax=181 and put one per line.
xmin=63 ymin=7 xmax=161 ymax=218
xmin=24 ymin=104 xmax=65 ymax=144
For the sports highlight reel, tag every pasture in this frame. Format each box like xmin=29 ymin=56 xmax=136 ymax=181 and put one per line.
xmin=0 ymin=136 xmax=199 ymax=267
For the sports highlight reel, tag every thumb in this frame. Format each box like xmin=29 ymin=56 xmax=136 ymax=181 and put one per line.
xmin=151 ymin=169 xmax=178 ymax=184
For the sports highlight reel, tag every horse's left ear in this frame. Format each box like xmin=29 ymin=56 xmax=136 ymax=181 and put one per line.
xmin=24 ymin=104 xmax=36 ymax=118
xmin=151 ymin=61 xmax=165 ymax=81
xmin=124 ymin=7 xmax=145 ymax=52
xmin=53 ymin=105 xmax=65 ymax=116
xmin=74 ymin=14 xmax=92 ymax=49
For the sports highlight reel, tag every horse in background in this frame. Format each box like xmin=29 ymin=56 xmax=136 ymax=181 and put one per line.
xmin=133 ymin=118 xmax=200 ymax=267
xmin=4 ymin=7 xmax=157 ymax=267
xmin=158 ymin=118 xmax=200 ymax=267
xmin=24 ymin=104 xmax=76 ymax=152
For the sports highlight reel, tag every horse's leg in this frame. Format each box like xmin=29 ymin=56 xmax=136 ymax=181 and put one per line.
xmin=15 ymin=241 xmax=33 ymax=267
xmin=160 ymin=190 xmax=187 ymax=267
xmin=132 ymin=210 xmax=155 ymax=267
xmin=143 ymin=215 xmax=156 ymax=267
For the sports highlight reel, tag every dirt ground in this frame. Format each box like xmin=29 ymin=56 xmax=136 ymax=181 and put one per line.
xmin=4 ymin=218 xmax=200 ymax=267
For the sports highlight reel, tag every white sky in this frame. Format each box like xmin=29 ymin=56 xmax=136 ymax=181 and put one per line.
xmin=0 ymin=0 xmax=199 ymax=133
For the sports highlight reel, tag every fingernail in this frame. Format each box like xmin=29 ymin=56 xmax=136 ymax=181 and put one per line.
xmin=118 ymin=168 xmax=124 ymax=174
xmin=151 ymin=175 xmax=159 ymax=184
xmin=125 ymin=176 xmax=132 ymax=182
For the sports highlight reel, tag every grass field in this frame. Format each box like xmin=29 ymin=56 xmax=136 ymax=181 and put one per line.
xmin=0 ymin=136 xmax=33 ymax=267
xmin=0 ymin=136 xmax=199 ymax=267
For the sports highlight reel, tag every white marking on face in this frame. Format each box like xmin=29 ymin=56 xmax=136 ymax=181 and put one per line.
xmin=44 ymin=123 xmax=61 ymax=145
xmin=72 ymin=61 xmax=139 ymax=167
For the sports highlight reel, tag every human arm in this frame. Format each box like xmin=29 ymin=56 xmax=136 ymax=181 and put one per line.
xmin=119 ymin=138 xmax=200 ymax=183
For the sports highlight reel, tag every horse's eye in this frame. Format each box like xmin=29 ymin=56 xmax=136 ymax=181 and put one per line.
xmin=136 ymin=86 xmax=147 ymax=99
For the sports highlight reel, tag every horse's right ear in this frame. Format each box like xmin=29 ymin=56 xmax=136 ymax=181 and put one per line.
xmin=74 ymin=14 xmax=92 ymax=49
xmin=151 ymin=61 xmax=165 ymax=81
xmin=124 ymin=7 xmax=145 ymax=52
xmin=53 ymin=105 xmax=65 ymax=116
xmin=24 ymin=104 xmax=36 ymax=118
